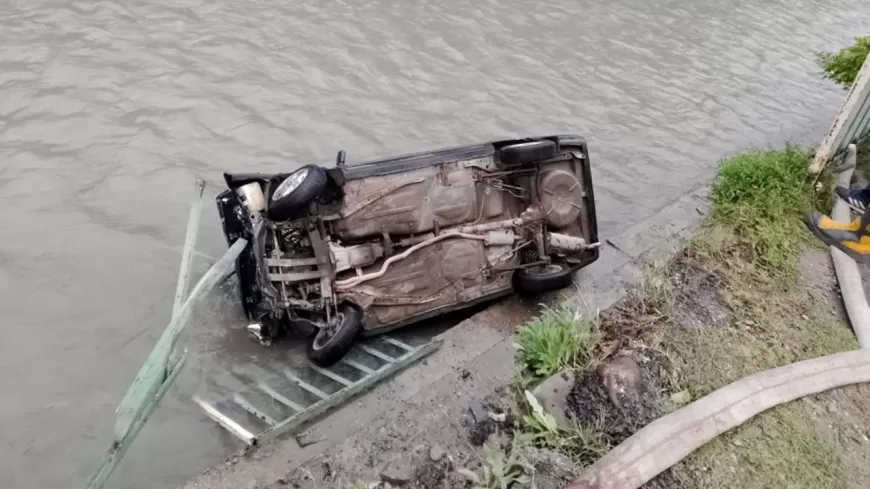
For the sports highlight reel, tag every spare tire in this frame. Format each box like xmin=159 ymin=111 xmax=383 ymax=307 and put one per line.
xmin=499 ymin=140 xmax=558 ymax=166
xmin=267 ymin=165 xmax=327 ymax=221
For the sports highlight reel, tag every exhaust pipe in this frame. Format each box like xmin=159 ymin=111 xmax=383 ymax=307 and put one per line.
xmin=548 ymin=232 xmax=600 ymax=253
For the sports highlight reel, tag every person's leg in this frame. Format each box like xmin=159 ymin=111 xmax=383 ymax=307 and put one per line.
xmin=805 ymin=207 xmax=870 ymax=258
xmin=836 ymin=185 xmax=870 ymax=213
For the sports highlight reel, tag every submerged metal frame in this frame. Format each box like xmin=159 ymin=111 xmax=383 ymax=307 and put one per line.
xmin=194 ymin=335 xmax=442 ymax=446
xmin=87 ymin=181 xmax=248 ymax=489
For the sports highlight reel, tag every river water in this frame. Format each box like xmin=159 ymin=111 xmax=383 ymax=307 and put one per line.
xmin=1 ymin=0 xmax=868 ymax=488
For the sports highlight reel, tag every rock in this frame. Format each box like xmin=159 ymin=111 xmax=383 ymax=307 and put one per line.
xmin=455 ymin=467 xmax=481 ymax=485
xmin=598 ymin=356 xmax=642 ymax=410
xmin=381 ymin=460 xmax=413 ymax=486
xmin=741 ymin=425 xmax=764 ymax=440
xmin=532 ymin=449 xmax=578 ymax=486
xmin=468 ymin=418 xmax=495 ymax=446
xmin=532 ymin=370 xmax=576 ymax=427
xmin=827 ymin=400 xmax=838 ymax=413
xmin=469 ymin=400 xmax=488 ymax=423
xmin=415 ymin=461 xmax=446 ymax=489
xmin=429 ymin=445 xmax=445 ymax=462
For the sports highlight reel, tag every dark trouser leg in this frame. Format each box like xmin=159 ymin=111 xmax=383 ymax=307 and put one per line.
xmin=859 ymin=207 xmax=870 ymax=238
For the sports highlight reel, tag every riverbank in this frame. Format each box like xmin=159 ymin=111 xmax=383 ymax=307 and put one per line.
xmin=456 ymin=145 xmax=870 ymax=489
xmin=182 ymin=144 xmax=870 ymax=489
xmin=179 ymin=184 xmax=709 ymax=489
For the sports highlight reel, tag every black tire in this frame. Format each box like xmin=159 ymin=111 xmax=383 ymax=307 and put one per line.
xmin=499 ymin=140 xmax=558 ymax=166
xmin=512 ymin=263 xmax=575 ymax=295
xmin=267 ymin=165 xmax=327 ymax=221
xmin=306 ymin=303 xmax=363 ymax=367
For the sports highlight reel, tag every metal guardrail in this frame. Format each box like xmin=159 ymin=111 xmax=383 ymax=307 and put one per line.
xmin=86 ymin=181 xmax=247 ymax=489
xmin=86 ymin=180 xmax=442 ymax=488
xmin=810 ymin=54 xmax=870 ymax=173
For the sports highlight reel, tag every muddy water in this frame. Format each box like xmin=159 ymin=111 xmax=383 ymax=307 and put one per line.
xmin=1 ymin=0 xmax=868 ymax=488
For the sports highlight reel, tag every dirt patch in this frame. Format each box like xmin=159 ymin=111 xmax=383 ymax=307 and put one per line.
xmin=810 ymin=387 xmax=870 ymax=489
xmin=798 ymin=248 xmax=847 ymax=323
xmin=669 ymin=255 xmax=731 ymax=329
xmin=557 ymin=243 xmax=869 ymax=489
xmin=565 ymin=361 xmax=662 ymax=445
xmin=412 ymin=458 xmax=452 ymax=489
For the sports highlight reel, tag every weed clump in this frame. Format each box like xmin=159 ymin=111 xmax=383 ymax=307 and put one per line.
xmin=817 ymin=36 xmax=870 ymax=89
xmin=521 ymin=390 xmax=611 ymax=467
xmin=709 ymin=145 xmax=819 ymax=274
xmin=515 ymin=306 xmax=600 ymax=381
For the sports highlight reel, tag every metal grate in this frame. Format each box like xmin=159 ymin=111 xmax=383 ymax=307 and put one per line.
xmin=194 ymin=335 xmax=440 ymax=446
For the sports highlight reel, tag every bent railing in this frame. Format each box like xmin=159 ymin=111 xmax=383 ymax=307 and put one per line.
xmin=86 ymin=181 xmax=247 ymax=489
xmin=810 ymin=54 xmax=870 ymax=173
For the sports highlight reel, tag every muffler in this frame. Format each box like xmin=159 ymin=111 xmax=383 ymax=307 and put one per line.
xmin=548 ymin=232 xmax=600 ymax=253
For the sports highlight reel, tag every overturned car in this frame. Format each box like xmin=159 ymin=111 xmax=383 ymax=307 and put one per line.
xmin=217 ymin=135 xmax=600 ymax=366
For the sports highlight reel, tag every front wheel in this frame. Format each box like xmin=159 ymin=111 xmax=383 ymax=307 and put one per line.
xmin=306 ymin=303 xmax=363 ymax=367
xmin=512 ymin=263 xmax=575 ymax=296
xmin=267 ymin=165 xmax=327 ymax=221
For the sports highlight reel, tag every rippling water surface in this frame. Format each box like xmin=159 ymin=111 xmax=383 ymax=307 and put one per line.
xmin=1 ymin=1 xmax=868 ymax=488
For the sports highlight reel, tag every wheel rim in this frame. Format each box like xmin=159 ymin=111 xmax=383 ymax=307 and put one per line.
xmin=530 ymin=264 xmax=563 ymax=276
xmin=273 ymin=167 xmax=309 ymax=201
xmin=312 ymin=312 xmax=344 ymax=351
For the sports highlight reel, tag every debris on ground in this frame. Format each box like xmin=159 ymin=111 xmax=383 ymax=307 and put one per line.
xmin=379 ymin=459 xmax=413 ymax=486
xmin=531 ymin=370 xmax=576 ymax=428
xmin=296 ymin=430 xmax=327 ymax=448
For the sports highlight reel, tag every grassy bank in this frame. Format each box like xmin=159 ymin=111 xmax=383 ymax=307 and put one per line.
xmin=486 ymin=145 xmax=870 ymax=489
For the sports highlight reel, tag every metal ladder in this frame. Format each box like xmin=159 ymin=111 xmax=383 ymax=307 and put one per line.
xmin=194 ymin=335 xmax=441 ymax=446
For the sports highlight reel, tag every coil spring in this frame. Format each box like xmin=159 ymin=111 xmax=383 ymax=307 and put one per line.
xmin=521 ymin=249 xmax=540 ymax=263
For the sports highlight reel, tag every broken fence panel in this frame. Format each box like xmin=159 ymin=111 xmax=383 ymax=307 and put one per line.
xmin=113 ymin=237 xmax=248 ymax=440
xmin=810 ymin=54 xmax=870 ymax=173
xmin=87 ymin=351 xmax=188 ymax=489
xmin=169 ymin=180 xmax=206 ymax=367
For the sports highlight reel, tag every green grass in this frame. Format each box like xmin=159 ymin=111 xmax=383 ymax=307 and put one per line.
xmin=685 ymin=401 xmax=847 ymax=489
xmin=708 ymin=145 xmax=824 ymax=275
xmin=667 ymin=240 xmax=858 ymax=489
xmin=671 ymin=292 xmax=858 ymax=399
xmin=671 ymin=305 xmax=855 ymax=489
xmin=514 ymin=306 xmax=601 ymax=382
xmin=817 ymin=36 xmax=870 ymax=89
xmin=515 ymin=306 xmax=600 ymax=380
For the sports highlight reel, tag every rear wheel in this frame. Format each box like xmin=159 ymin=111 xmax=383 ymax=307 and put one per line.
xmin=499 ymin=140 xmax=558 ymax=166
xmin=306 ymin=303 xmax=363 ymax=367
xmin=512 ymin=263 xmax=575 ymax=295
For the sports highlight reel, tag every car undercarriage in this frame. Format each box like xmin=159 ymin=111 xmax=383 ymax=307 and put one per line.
xmin=217 ymin=135 xmax=600 ymax=365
